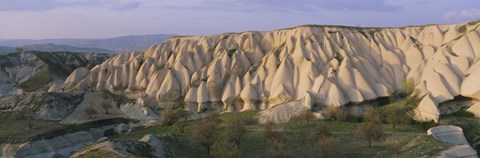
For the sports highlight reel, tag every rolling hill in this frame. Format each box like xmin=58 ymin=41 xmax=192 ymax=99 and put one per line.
xmin=0 ymin=34 xmax=175 ymax=53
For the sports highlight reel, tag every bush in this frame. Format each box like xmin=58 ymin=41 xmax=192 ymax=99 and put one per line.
xmin=383 ymin=104 xmax=413 ymax=130
xmin=267 ymin=136 xmax=286 ymax=158
xmin=399 ymin=78 xmax=416 ymax=97
xmin=160 ymin=106 xmax=176 ymax=125
xmin=324 ymin=106 xmax=349 ymax=121
xmin=363 ymin=108 xmax=382 ymax=124
xmin=84 ymin=106 xmax=98 ymax=119
xmin=100 ymin=101 xmax=113 ymax=114
xmin=316 ymin=136 xmax=342 ymax=158
xmin=211 ymin=140 xmax=241 ymax=158
xmin=192 ymin=116 xmax=221 ymax=154
xmin=355 ymin=123 xmax=385 ymax=147
xmin=299 ymin=110 xmax=315 ymax=125
xmin=225 ymin=119 xmax=246 ymax=148
xmin=451 ymin=109 xmax=475 ymax=118
xmin=313 ymin=123 xmax=332 ymax=139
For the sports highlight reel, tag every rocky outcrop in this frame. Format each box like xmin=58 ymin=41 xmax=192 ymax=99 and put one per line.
xmin=0 ymin=51 xmax=110 ymax=97
xmin=71 ymin=134 xmax=173 ymax=158
xmin=53 ymin=21 xmax=480 ymax=121
xmin=0 ymin=124 xmax=130 ymax=158
xmin=428 ymin=125 xmax=478 ymax=158
xmin=0 ymin=92 xmax=84 ymax=120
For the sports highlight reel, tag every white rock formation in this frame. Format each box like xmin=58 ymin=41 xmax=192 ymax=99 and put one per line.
xmin=54 ymin=21 xmax=480 ymax=120
xmin=467 ymin=102 xmax=480 ymax=117
xmin=428 ymin=125 xmax=478 ymax=158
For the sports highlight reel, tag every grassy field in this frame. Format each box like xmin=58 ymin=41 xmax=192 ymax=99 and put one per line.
xmin=0 ymin=112 xmax=131 ymax=144
xmin=103 ymin=110 xmax=450 ymax=158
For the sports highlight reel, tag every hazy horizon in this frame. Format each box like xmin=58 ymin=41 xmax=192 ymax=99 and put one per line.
xmin=1 ymin=0 xmax=480 ymax=39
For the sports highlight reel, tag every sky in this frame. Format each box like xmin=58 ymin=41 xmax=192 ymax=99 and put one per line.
xmin=1 ymin=0 xmax=480 ymax=39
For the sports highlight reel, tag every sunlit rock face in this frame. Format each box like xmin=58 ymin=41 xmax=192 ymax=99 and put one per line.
xmin=55 ymin=21 xmax=480 ymax=122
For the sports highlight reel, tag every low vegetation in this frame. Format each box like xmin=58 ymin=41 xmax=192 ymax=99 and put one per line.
xmin=0 ymin=115 xmax=131 ymax=143
xmin=108 ymin=109 xmax=450 ymax=158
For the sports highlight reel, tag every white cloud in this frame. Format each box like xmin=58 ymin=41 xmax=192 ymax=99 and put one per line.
xmin=444 ymin=9 xmax=480 ymax=21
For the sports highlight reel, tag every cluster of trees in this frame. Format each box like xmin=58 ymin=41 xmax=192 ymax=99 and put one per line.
xmin=160 ymin=105 xmax=189 ymax=134
xmin=83 ymin=101 xmax=113 ymax=119
xmin=190 ymin=115 xmax=246 ymax=158
xmin=265 ymin=110 xmax=343 ymax=158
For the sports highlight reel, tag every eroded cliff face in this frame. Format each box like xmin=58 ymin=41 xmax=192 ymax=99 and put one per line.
xmin=0 ymin=51 xmax=110 ymax=97
xmin=55 ymin=21 xmax=480 ymax=122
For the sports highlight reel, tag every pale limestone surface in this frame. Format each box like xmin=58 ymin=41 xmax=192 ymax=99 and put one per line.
xmin=52 ymin=21 xmax=480 ymax=122
xmin=467 ymin=102 xmax=480 ymax=117
xmin=428 ymin=125 xmax=478 ymax=158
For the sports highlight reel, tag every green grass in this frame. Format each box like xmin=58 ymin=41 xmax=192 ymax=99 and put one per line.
xmin=451 ymin=109 xmax=475 ymax=118
xmin=18 ymin=66 xmax=53 ymax=92
xmin=76 ymin=148 xmax=129 ymax=158
xmin=467 ymin=20 xmax=480 ymax=26
xmin=0 ymin=112 xmax=131 ymax=144
xmin=107 ymin=110 xmax=449 ymax=158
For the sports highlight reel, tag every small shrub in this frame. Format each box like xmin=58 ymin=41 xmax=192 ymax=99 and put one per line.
xmin=324 ymin=106 xmax=349 ymax=121
xmin=100 ymin=101 xmax=113 ymax=114
xmin=211 ymin=140 xmax=241 ymax=158
xmin=313 ymin=123 xmax=332 ymax=139
xmin=174 ymin=110 xmax=188 ymax=134
xmin=355 ymin=123 xmax=385 ymax=147
xmin=451 ymin=109 xmax=475 ymax=118
xmin=316 ymin=136 xmax=342 ymax=158
xmin=458 ymin=25 xmax=467 ymax=33
xmin=387 ymin=138 xmax=403 ymax=158
xmin=160 ymin=106 xmax=176 ymax=126
xmin=299 ymin=110 xmax=315 ymax=125
xmin=262 ymin=121 xmax=276 ymax=142
xmin=84 ymin=106 xmax=98 ymax=119
xmin=225 ymin=119 xmax=246 ymax=148
xmin=363 ymin=108 xmax=382 ymax=124
xmin=192 ymin=116 xmax=221 ymax=154
xmin=400 ymin=78 xmax=416 ymax=97
xmin=267 ymin=136 xmax=286 ymax=158
xmin=384 ymin=105 xmax=413 ymax=130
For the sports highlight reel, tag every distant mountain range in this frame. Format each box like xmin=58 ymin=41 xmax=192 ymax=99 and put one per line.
xmin=0 ymin=46 xmax=15 ymax=54
xmin=0 ymin=34 xmax=175 ymax=53
xmin=0 ymin=43 xmax=113 ymax=54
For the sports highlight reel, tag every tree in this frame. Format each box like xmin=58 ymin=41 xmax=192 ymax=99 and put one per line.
xmin=355 ymin=123 xmax=385 ymax=147
xmin=100 ymin=101 xmax=113 ymax=114
xmin=316 ymin=136 xmax=342 ymax=158
xmin=192 ymin=116 xmax=220 ymax=154
xmin=387 ymin=138 xmax=403 ymax=158
xmin=324 ymin=106 xmax=348 ymax=121
xmin=363 ymin=108 xmax=382 ymax=124
xmin=211 ymin=140 xmax=241 ymax=158
xmin=384 ymin=105 xmax=411 ymax=130
xmin=313 ymin=123 xmax=332 ymax=139
xmin=267 ymin=136 xmax=286 ymax=158
xmin=24 ymin=114 xmax=33 ymax=130
xmin=262 ymin=121 xmax=275 ymax=142
xmin=174 ymin=109 xmax=188 ymax=135
xmin=160 ymin=105 xmax=176 ymax=125
xmin=297 ymin=131 xmax=309 ymax=143
xmin=300 ymin=110 xmax=315 ymax=125
xmin=84 ymin=106 xmax=98 ymax=119
xmin=225 ymin=119 xmax=246 ymax=148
